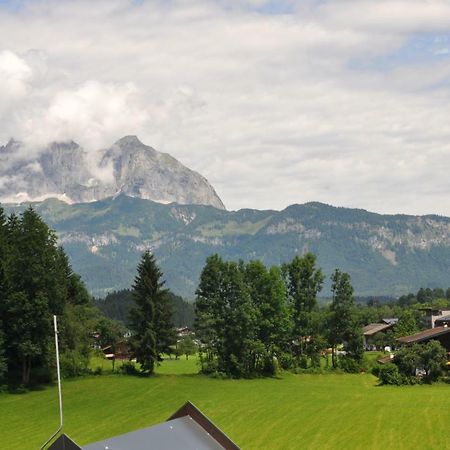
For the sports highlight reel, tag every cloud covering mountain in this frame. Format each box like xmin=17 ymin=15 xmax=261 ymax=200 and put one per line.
xmin=0 ymin=0 xmax=450 ymax=214
xmin=0 ymin=136 xmax=225 ymax=208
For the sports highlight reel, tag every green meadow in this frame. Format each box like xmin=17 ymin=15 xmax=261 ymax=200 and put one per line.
xmin=0 ymin=357 xmax=449 ymax=450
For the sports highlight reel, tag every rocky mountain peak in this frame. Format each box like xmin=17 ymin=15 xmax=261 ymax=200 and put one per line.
xmin=0 ymin=137 xmax=225 ymax=209
xmin=115 ymin=135 xmax=144 ymax=146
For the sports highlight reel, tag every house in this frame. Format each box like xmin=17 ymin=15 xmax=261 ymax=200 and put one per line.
xmin=102 ymin=340 xmax=133 ymax=361
xmin=435 ymin=314 xmax=450 ymax=327
xmin=48 ymin=401 xmax=240 ymax=450
xmin=362 ymin=318 xmax=398 ymax=350
xmin=419 ymin=308 xmax=450 ymax=328
xmin=397 ymin=326 xmax=450 ymax=353
xmin=177 ymin=326 xmax=195 ymax=338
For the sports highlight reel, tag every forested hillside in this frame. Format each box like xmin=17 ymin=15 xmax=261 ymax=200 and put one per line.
xmin=4 ymin=195 xmax=450 ymax=297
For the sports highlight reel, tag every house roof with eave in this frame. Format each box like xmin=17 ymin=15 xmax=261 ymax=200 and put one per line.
xmin=47 ymin=401 xmax=240 ymax=450
xmin=397 ymin=326 xmax=450 ymax=344
xmin=362 ymin=322 xmax=393 ymax=336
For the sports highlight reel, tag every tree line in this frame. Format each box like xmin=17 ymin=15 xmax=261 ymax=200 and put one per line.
xmin=194 ymin=254 xmax=364 ymax=377
xmin=0 ymin=206 xmax=127 ymax=388
xmin=94 ymin=289 xmax=194 ymax=328
xmin=1 ymin=205 xmax=447 ymax=385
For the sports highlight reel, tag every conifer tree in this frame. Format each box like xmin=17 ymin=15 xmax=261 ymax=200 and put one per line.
xmin=130 ymin=251 xmax=174 ymax=374
xmin=0 ymin=328 xmax=6 ymax=387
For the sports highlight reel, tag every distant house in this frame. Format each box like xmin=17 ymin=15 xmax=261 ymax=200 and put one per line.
xmin=435 ymin=314 xmax=450 ymax=328
xmin=48 ymin=401 xmax=240 ymax=450
xmin=362 ymin=318 xmax=398 ymax=350
xmin=102 ymin=341 xmax=133 ymax=361
xmin=177 ymin=326 xmax=195 ymax=337
xmin=419 ymin=308 xmax=450 ymax=329
xmin=397 ymin=327 xmax=450 ymax=353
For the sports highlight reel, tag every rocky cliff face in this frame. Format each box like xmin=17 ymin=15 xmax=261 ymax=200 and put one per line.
xmin=4 ymin=197 xmax=449 ymax=298
xmin=0 ymin=136 xmax=225 ymax=209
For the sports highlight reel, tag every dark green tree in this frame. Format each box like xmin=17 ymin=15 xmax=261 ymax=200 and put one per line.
xmin=282 ymin=253 xmax=324 ymax=364
xmin=177 ymin=335 xmax=197 ymax=360
xmin=195 ymin=255 xmax=258 ymax=377
xmin=195 ymin=254 xmax=225 ymax=372
xmin=420 ymin=340 xmax=447 ymax=382
xmin=243 ymin=261 xmax=291 ymax=373
xmin=394 ymin=310 xmax=418 ymax=339
xmin=393 ymin=341 xmax=447 ymax=383
xmin=0 ymin=328 xmax=6 ymax=387
xmin=129 ymin=251 xmax=174 ymax=375
xmin=328 ymin=269 xmax=358 ymax=368
xmin=0 ymin=206 xmax=99 ymax=386
xmin=3 ymin=208 xmax=62 ymax=385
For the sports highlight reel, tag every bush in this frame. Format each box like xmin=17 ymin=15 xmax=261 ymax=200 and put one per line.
xmin=119 ymin=361 xmax=139 ymax=376
xmin=262 ymin=356 xmax=280 ymax=376
xmin=92 ymin=366 xmax=103 ymax=376
xmin=278 ymin=352 xmax=295 ymax=370
xmin=338 ymin=356 xmax=361 ymax=373
xmin=60 ymin=350 xmax=90 ymax=378
xmin=378 ymin=364 xmax=402 ymax=385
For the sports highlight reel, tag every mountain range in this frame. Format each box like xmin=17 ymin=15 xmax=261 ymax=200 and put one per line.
xmin=4 ymin=195 xmax=450 ymax=298
xmin=0 ymin=136 xmax=224 ymax=209
xmin=1 ymin=135 xmax=449 ymax=299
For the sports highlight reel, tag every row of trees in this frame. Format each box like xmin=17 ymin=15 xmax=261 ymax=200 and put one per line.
xmin=0 ymin=206 xmax=122 ymax=388
xmin=398 ymin=287 xmax=450 ymax=307
xmin=94 ymin=288 xmax=195 ymax=328
xmin=194 ymin=254 xmax=363 ymax=377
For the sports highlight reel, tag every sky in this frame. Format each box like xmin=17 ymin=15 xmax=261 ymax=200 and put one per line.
xmin=0 ymin=0 xmax=450 ymax=215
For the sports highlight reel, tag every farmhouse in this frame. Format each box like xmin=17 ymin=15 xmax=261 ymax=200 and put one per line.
xmin=48 ymin=401 xmax=240 ymax=450
xmin=397 ymin=326 xmax=450 ymax=353
xmin=362 ymin=318 xmax=398 ymax=350
xmin=435 ymin=314 xmax=450 ymax=327
xmin=102 ymin=341 xmax=133 ymax=360
xmin=419 ymin=308 xmax=450 ymax=328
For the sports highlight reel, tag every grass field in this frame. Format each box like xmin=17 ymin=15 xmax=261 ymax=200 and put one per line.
xmin=0 ymin=356 xmax=449 ymax=450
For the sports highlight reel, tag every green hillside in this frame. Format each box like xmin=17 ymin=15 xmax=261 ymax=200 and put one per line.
xmin=4 ymin=195 xmax=450 ymax=297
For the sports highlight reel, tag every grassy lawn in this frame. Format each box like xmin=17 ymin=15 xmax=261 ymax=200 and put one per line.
xmin=0 ymin=356 xmax=449 ymax=450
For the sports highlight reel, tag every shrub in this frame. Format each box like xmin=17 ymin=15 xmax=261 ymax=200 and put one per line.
xmin=278 ymin=352 xmax=295 ymax=370
xmin=119 ymin=361 xmax=139 ymax=376
xmin=378 ymin=364 xmax=402 ymax=385
xmin=60 ymin=350 xmax=90 ymax=378
xmin=338 ymin=356 xmax=361 ymax=373
xmin=93 ymin=367 xmax=103 ymax=376
xmin=262 ymin=356 xmax=280 ymax=376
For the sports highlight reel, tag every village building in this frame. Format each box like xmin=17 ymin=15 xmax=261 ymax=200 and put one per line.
xmin=102 ymin=341 xmax=134 ymax=361
xmin=48 ymin=401 xmax=240 ymax=450
xmin=419 ymin=308 xmax=450 ymax=328
xmin=362 ymin=318 xmax=398 ymax=350
xmin=434 ymin=314 xmax=450 ymax=327
xmin=397 ymin=326 xmax=450 ymax=353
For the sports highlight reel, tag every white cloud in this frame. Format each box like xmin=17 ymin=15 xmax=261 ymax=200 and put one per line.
xmin=0 ymin=0 xmax=450 ymax=215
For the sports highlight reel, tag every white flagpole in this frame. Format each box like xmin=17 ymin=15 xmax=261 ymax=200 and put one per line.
xmin=39 ymin=315 xmax=63 ymax=449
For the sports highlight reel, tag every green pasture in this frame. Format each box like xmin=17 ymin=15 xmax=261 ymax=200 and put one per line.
xmin=0 ymin=356 xmax=449 ymax=450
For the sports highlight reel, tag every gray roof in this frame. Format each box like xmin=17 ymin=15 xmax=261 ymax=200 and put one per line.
xmin=435 ymin=314 xmax=450 ymax=322
xmin=48 ymin=434 xmax=82 ymax=450
xmin=362 ymin=322 xmax=393 ymax=336
xmin=83 ymin=416 xmax=225 ymax=450
xmin=382 ymin=318 xmax=398 ymax=325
